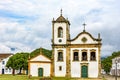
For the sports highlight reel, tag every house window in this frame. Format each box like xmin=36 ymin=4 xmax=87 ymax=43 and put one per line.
xmin=59 ymin=66 xmax=62 ymax=71
xmin=5 ymin=68 xmax=8 ymax=72
xmin=82 ymin=52 xmax=87 ymax=61
xmin=90 ymin=52 xmax=96 ymax=61
xmin=2 ymin=61 xmax=5 ymax=65
xmin=58 ymin=27 xmax=63 ymax=38
xmin=73 ymin=52 xmax=79 ymax=61
xmin=58 ymin=52 xmax=63 ymax=61
xmin=9 ymin=68 xmax=11 ymax=72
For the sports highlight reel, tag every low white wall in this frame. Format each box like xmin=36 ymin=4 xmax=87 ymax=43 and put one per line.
xmin=54 ymin=48 xmax=66 ymax=77
xmin=30 ymin=63 xmax=51 ymax=77
xmin=88 ymin=62 xmax=98 ymax=78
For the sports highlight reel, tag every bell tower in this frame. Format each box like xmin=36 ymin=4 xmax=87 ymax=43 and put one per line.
xmin=52 ymin=9 xmax=70 ymax=45
xmin=51 ymin=10 xmax=71 ymax=77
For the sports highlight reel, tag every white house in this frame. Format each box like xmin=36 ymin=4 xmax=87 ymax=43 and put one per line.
xmin=101 ymin=69 xmax=106 ymax=75
xmin=110 ymin=56 xmax=120 ymax=76
xmin=29 ymin=10 xmax=102 ymax=78
xmin=0 ymin=53 xmax=13 ymax=74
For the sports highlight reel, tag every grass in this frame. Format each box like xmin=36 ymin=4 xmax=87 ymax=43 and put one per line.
xmin=51 ymin=77 xmax=75 ymax=80
xmin=0 ymin=74 xmax=105 ymax=80
xmin=0 ymin=74 xmax=39 ymax=80
xmin=0 ymin=75 xmax=72 ymax=80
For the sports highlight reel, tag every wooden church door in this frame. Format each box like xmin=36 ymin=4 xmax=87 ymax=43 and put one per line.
xmin=38 ymin=68 xmax=43 ymax=77
xmin=81 ymin=65 xmax=88 ymax=78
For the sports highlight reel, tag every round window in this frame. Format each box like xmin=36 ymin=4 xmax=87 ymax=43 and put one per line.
xmin=59 ymin=39 xmax=62 ymax=42
xmin=81 ymin=37 xmax=87 ymax=43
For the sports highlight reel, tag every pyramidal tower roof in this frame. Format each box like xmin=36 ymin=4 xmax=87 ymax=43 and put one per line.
xmin=56 ymin=9 xmax=67 ymax=22
xmin=53 ymin=9 xmax=70 ymax=25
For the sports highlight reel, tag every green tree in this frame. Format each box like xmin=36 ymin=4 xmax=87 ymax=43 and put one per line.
xmin=6 ymin=52 xmax=29 ymax=75
xmin=6 ymin=47 xmax=52 ymax=75
xmin=102 ymin=56 xmax=112 ymax=73
xmin=102 ymin=51 xmax=120 ymax=74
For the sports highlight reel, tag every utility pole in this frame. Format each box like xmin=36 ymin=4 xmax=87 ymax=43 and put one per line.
xmin=115 ymin=58 xmax=117 ymax=80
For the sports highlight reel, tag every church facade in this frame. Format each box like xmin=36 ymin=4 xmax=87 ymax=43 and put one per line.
xmin=29 ymin=11 xmax=102 ymax=78
xmin=51 ymin=11 xmax=102 ymax=78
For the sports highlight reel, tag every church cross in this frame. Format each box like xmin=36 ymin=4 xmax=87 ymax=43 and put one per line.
xmin=60 ymin=9 xmax=62 ymax=16
xmin=83 ymin=23 xmax=86 ymax=32
xmin=40 ymin=47 xmax=42 ymax=54
xmin=28 ymin=54 xmax=30 ymax=60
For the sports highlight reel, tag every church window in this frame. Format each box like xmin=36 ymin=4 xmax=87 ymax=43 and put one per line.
xmin=59 ymin=66 xmax=62 ymax=71
xmin=58 ymin=52 xmax=63 ymax=61
xmin=2 ymin=61 xmax=5 ymax=65
xmin=58 ymin=27 xmax=63 ymax=38
xmin=82 ymin=52 xmax=87 ymax=61
xmin=58 ymin=39 xmax=62 ymax=42
xmin=73 ymin=52 xmax=79 ymax=61
xmin=90 ymin=52 xmax=96 ymax=61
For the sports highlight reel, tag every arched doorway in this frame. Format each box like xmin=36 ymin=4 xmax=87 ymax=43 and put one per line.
xmin=38 ymin=68 xmax=43 ymax=77
xmin=2 ymin=69 xmax=4 ymax=74
xmin=81 ymin=65 xmax=88 ymax=78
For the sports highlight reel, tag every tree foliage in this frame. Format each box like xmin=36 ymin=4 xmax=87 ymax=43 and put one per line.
xmin=6 ymin=52 xmax=29 ymax=74
xmin=30 ymin=48 xmax=52 ymax=59
xmin=6 ymin=48 xmax=52 ymax=75
xmin=102 ymin=51 xmax=120 ymax=73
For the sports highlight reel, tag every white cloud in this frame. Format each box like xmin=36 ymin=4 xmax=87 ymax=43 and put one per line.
xmin=101 ymin=44 xmax=116 ymax=57
xmin=4 ymin=41 xmax=32 ymax=52
xmin=0 ymin=43 xmax=11 ymax=53
xmin=0 ymin=0 xmax=119 ymax=57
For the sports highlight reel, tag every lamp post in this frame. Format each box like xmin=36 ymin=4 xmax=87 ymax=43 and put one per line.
xmin=115 ymin=58 xmax=118 ymax=80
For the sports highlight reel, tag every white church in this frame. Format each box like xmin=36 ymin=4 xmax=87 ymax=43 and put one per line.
xmin=29 ymin=10 xmax=102 ymax=78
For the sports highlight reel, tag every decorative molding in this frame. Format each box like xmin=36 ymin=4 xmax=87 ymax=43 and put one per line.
xmin=69 ymin=31 xmax=101 ymax=42
xmin=29 ymin=61 xmax=52 ymax=63
xmin=73 ymin=49 xmax=79 ymax=52
xmin=81 ymin=37 xmax=87 ymax=43
xmin=90 ymin=49 xmax=96 ymax=52
xmin=81 ymin=49 xmax=88 ymax=52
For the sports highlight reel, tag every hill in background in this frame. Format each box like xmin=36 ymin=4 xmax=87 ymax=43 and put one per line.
xmin=30 ymin=47 xmax=52 ymax=59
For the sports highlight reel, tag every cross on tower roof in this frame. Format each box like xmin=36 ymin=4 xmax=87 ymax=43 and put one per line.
xmin=60 ymin=9 xmax=62 ymax=16
xmin=83 ymin=23 xmax=86 ymax=32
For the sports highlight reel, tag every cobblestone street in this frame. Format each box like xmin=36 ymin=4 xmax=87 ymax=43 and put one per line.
xmin=103 ymin=74 xmax=120 ymax=80
xmin=77 ymin=78 xmax=102 ymax=80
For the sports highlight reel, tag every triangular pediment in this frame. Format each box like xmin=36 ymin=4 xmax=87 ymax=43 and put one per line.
xmin=30 ymin=54 xmax=51 ymax=62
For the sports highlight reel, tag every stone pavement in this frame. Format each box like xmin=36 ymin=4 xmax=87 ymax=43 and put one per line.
xmin=103 ymin=74 xmax=120 ymax=80
xmin=77 ymin=78 xmax=102 ymax=80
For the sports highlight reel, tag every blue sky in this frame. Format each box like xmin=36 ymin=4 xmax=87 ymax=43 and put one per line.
xmin=0 ymin=0 xmax=120 ymax=57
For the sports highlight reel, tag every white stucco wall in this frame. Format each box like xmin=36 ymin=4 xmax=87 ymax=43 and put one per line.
xmin=70 ymin=48 xmax=99 ymax=78
xmin=54 ymin=23 xmax=67 ymax=44
xmin=0 ymin=55 xmax=13 ymax=74
xmin=71 ymin=34 xmax=97 ymax=44
xmin=30 ymin=63 xmax=51 ymax=77
xmin=71 ymin=62 xmax=81 ymax=77
xmin=0 ymin=62 xmax=1 ymax=74
xmin=54 ymin=48 xmax=66 ymax=77
xmin=111 ymin=63 xmax=120 ymax=70
xmin=88 ymin=62 xmax=98 ymax=77
xmin=111 ymin=57 xmax=120 ymax=70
